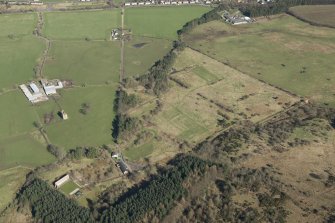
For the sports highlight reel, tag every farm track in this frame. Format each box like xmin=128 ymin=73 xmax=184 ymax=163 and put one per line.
xmin=0 ymin=165 xmax=34 ymax=173
xmin=120 ymin=6 xmax=125 ymax=83
xmin=35 ymin=12 xmax=51 ymax=79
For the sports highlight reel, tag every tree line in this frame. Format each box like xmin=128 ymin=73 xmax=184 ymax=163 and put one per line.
xmin=136 ymin=41 xmax=185 ymax=96
xmin=47 ymin=144 xmax=99 ymax=160
xmin=112 ymin=113 xmax=142 ymax=142
xmin=177 ymin=4 xmax=229 ymax=36
xmin=97 ymin=155 xmax=212 ymax=223
xmin=111 ymin=89 xmax=141 ymax=143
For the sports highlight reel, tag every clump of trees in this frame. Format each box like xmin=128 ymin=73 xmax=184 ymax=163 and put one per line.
xmin=195 ymin=125 xmax=251 ymax=157
xmin=112 ymin=114 xmax=142 ymax=142
xmin=97 ymin=155 xmax=211 ymax=223
xmin=47 ymin=144 xmax=65 ymax=160
xmin=137 ymin=48 xmax=177 ymax=96
xmin=43 ymin=112 xmax=54 ymax=124
xmin=79 ymin=103 xmax=90 ymax=115
xmin=114 ymin=89 xmax=140 ymax=113
xmin=18 ymin=178 xmax=93 ymax=223
xmin=67 ymin=146 xmax=99 ymax=159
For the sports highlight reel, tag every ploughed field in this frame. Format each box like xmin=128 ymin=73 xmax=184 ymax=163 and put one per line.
xmin=184 ymin=14 xmax=335 ymax=107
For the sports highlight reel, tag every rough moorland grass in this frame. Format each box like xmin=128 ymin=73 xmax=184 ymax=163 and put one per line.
xmin=42 ymin=86 xmax=116 ymax=150
xmin=124 ymin=36 xmax=172 ymax=77
xmin=0 ymin=13 xmax=37 ymax=38
xmin=0 ymin=134 xmax=55 ymax=170
xmin=148 ymin=48 xmax=297 ymax=143
xmin=124 ymin=142 xmax=154 ymax=161
xmin=289 ymin=5 xmax=335 ymax=28
xmin=0 ymin=91 xmax=40 ymax=140
xmin=185 ymin=15 xmax=335 ymax=106
xmin=125 ymin=6 xmax=210 ymax=40
xmin=59 ymin=180 xmax=79 ymax=194
xmin=0 ymin=36 xmax=44 ymax=90
xmin=0 ymin=167 xmax=30 ymax=211
xmin=43 ymin=40 xmax=120 ymax=85
xmin=43 ymin=10 xmax=121 ymax=40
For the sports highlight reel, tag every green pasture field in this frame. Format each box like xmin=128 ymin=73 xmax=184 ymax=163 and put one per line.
xmin=289 ymin=5 xmax=335 ymax=28
xmin=59 ymin=180 xmax=79 ymax=194
xmin=0 ymin=13 xmax=37 ymax=38
xmin=0 ymin=91 xmax=40 ymax=140
xmin=43 ymin=10 xmax=121 ymax=40
xmin=125 ymin=6 xmax=210 ymax=40
xmin=43 ymin=40 xmax=120 ymax=85
xmin=0 ymin=36 xmax=44 ymax=90
xmin=192 ymin=65 xmax=219 ymax=84
xmin=0 ymin=167 xmax=30 ymax=211
xmin=0 ymin=133 xmax=55 ymax=170
xmin=41 ymin=86 xmax=116 ymax=150
xmin=124 ymin=142 xmax=154 ymax=161
xmin=184 ymin=14 xmax=335 ymax=106
xmin=124 ymin=36 xmax=172 ymax=77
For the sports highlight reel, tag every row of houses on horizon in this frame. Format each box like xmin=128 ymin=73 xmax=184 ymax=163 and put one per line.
xmin=124 ymin=0 xmax=216 ymax=6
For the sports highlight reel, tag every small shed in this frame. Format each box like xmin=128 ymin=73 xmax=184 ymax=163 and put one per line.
xmin=118 ymin=160 xmax=130 ymax=175
xmin=60 ymin=110 xmax=68 ymax=120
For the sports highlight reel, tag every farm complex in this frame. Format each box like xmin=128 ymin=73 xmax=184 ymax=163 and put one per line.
xmin=0 ymin=1 xmax=335 ymax=223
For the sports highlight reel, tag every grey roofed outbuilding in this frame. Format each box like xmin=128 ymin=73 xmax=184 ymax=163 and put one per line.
xmin=118 ymin=160 xmax=130 ymax=174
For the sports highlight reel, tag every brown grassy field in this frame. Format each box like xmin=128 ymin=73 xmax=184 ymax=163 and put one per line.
xmin=241 ymin=119 xmax=335 ymax=222
xmin=151 ymin=48 xmax=298 ymax=143
xmin=125 ymin=48 xmax=298 ymax=163
xmin=289 ymin=5 xmax=335 ymax=28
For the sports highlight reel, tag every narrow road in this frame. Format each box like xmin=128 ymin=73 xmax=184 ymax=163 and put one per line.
xmin=35 ymin=12 xmax=51 ymax=79
xmin=120 ymin=6 xmax=125 ymax=83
